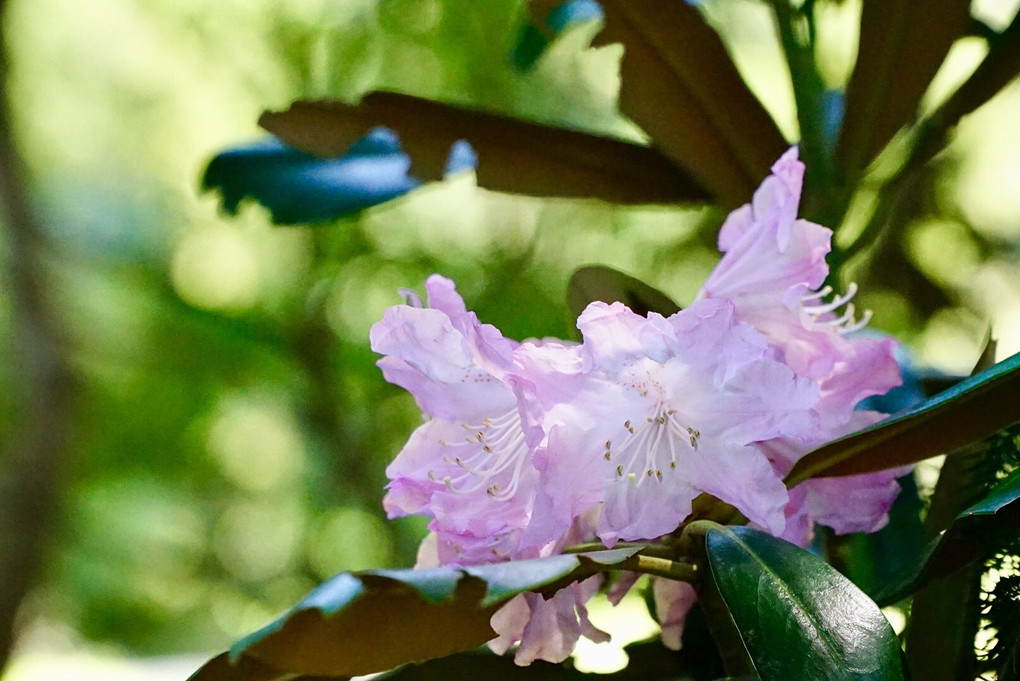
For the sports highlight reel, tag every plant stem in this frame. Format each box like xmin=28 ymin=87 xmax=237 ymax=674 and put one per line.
xmin=769 ymin=0 xmax=837 ymax=226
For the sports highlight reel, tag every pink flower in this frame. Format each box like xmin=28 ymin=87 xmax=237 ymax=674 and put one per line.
xmin=370 ymin=275 xmax=536 ymax=565
xmin=490 ymin=577 xmax=609 ymax=665
xmin=373 ymin=148 xmax=909 ymax=663
xmin=765 ymin=410 xmax=911 ymax=545
xmin=699 ymin=148 xmax=901 ymax=422
xmin=698 ymin=147 xmax=905 ymax=539
xmin=517 ymin=298 xmax=820 ymax=549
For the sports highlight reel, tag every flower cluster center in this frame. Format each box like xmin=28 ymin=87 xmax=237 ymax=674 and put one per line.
xmin=429 ymin=408 xmax=529 ymax=500
xmin=604 ymin=403 xmax=700 ymax=487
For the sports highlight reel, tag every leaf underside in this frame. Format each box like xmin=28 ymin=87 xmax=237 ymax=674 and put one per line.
xmin=259 ymin=93 xmax=710 ymax=205
xmin=585 ymin=1 xmax=789 ymax=206
xmin=837 ymin=0 xmax=971 ymax=184
xmin=567 ymin=265 xmax=681 ymax=320
xmin=188 ymin=548 xmax=639 ymax=680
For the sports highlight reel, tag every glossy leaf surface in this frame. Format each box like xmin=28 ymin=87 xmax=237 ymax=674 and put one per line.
xmin=786 ymin=351 xmax=1020 ymax=483
xmin=705 ymin=526 xmax=905 ymax=681
xmin=837 ymin=0 xmax=971 ymax=184
xmin=259 ymin=93 xmax=709 ymax=204
xmin=188 ymin=548 xmax=639 ymax=680
xmin=585 ymin=0 xmax=788 ymax=205
xmin=567 ymin=265 xmax=680 ymax=320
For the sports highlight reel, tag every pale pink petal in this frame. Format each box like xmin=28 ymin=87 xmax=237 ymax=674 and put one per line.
xmin=769 ymin=411 xmax=909 ymax=537
xmin=684 ymin=439 xmax=789 ymax=536
xmin=577 ymin=302 xmax=677 ymax=370
xmin=607 ymin=571 xmax=641 ymax=606
xmin=423 ymin=273 xmax=468 ymax=316
xmin=491 ymin=577 xmax=609 ymax=665
xmin=817 ymin=336 xmax=902 ymax=422
xmin=414 ymin=532 xmax=441 ymax=568
xmin=654 ymin=578 xmax=698 ymax=650
xmin=800 ymin=469 xmax=907 ymax=534
xmin=372 ymin=307 xmax=516 ymax=420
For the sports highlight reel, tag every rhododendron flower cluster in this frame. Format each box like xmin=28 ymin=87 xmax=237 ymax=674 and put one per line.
xmin=369 ymin=148 xmax=906 ymax=665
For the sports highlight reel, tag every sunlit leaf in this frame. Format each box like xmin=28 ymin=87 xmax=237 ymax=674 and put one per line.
xmin=567 ymin=265 xmax=680 ymax=320
xmin=202 ymin=133 xmax=419 ymax=224
xmin=837 ymin=0 xmax=971 ymax=184
xmin=514 ymin=0 xmax=603 ymax=69
xmin=259 ymin=93 xmax=709 ymax=204
xmin=580 ymin=1 xmax=789 ymax=205
xmin=786 ymin=351 xmax=1020 ymax=484
xmin=188 ymin=548 xmax=640 ymax=680
xmin=875 ymin=466 xmax=1020 ymax=606
xmin=704 ymin=526 xmax=905 ymax=681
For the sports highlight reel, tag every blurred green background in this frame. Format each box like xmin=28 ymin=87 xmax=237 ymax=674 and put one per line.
xmin=0 ymin=0 xmax=1019 ymax=677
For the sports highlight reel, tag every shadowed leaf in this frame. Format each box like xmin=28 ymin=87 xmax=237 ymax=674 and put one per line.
xmin=580 ymin=1 xmax=789 ymax=205
xmin=567 ymin=265 xmax=680 ymax=320
xmin=188 ymin=548 xmax=640 ymax=680
xmin=875 ymin=465 xmax=1020 ymax=606
xmin=187 ymin=653 xmax=343 ymax=681
xmin=202 ymin=133 xmax=419 ymax=224
xmin=259 ymin=93 xmax=710 ymax=204
xmin=377 ymin=640 xmax=691 ymax=680
xmin=786 ymin=351 xmax=1020 ymax=484
xmin=704 ymin=526 xmax=905 ymax=681
xmin=837 ymin=0 xmax=971 ymax=184
xmin=927 ymin=14 xmax=1020 ymax=144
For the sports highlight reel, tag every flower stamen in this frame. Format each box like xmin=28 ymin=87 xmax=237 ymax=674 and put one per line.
xmin=800 ymin=282 xmax=872 ymax=335
xmin=609 ymin=404 xmax=698 ymax=487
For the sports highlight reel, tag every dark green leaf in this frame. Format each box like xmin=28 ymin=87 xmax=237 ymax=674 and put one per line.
xmin=837 ymin=0 xmax=971 ymax=185
xmin=187 ymin=653 xmax=343 ymax=681
xmin=704 ymin=526 xmax=905 ymax=681
xmin=202 ymin=133 xmax=419 ymax=224
xmin=830 ymin=473 xmax=925 ymax=599
xmin=259 ymin=93 xmax=709 ymax=204
xmin=567 ymin=265 xmax=680 ymax=320
xmin=377 ymin=640 xmax=692 ymax=680
xmin=786 ymin=351 xmax=1020 ymax=483
xmin=188 ymin=548 xmax=639 ymax=680
xmin=584 ymin=1 xmax=788 ymax=206
xmin=923 ymin=13 xmax=1020 ymax=147
xmin=875 ymin=466 xmax=1020 ymax=605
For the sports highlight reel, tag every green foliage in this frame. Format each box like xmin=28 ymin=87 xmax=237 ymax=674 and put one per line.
xmin=702 ymin=525 xmax=906 ymax=680
xmin=4 ymin=0 xmax=1020 ymax=679
xmin=787 ymin=350 xmax=1020 ymax=483
xmin=567 ymin=265 xmax=680 ymax=321
xmin=190 ymin=548 xmax=641 ymax=678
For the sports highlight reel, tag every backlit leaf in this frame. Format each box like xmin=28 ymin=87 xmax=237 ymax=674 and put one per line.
xmin=837 ymin=0 xmax=971 ymax=184
xmin=586 ymin=1 xmax=789 ymax=205
xmin=875 ymin=465 xmax=1020 ymax=606
xmin=259 ymin=93 xmax=710 ymax=204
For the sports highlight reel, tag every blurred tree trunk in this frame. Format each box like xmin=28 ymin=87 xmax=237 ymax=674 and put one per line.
xmin=0 ymin=0 xmax=77 ymax=672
